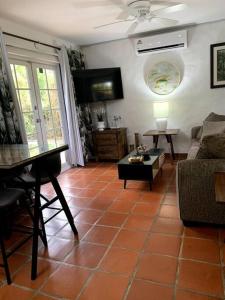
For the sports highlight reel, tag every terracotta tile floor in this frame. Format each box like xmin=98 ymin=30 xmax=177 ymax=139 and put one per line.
xmin=0 ymin=161 xmax=225 ymax=299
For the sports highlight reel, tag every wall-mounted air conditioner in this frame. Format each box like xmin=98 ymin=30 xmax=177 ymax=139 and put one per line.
xmin=134 ymin=30 xmax=187 ymax=55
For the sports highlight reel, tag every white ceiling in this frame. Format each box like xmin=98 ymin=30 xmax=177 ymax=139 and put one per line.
xmin=0 ymin=0 xmax=224 ymax=46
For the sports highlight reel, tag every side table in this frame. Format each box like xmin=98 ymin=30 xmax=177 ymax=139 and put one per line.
xmin=143 ymin=129 xmax=179 ymax=160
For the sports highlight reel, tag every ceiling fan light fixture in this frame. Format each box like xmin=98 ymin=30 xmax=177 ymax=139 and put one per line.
xmin=93 ymin=0 xmax=184 ymax=34
xmin=128 ymin=0 xmax=151 ymax=18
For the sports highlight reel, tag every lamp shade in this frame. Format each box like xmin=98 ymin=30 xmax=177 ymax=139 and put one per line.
xmin=153 ymin=101 xmax=169 ymax=119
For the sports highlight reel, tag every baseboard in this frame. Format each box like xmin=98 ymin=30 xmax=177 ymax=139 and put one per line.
xmin=165 ymin=153 xmax=188 ymax=160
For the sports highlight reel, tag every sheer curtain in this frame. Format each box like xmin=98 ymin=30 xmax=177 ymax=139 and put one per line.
xmin=0 ymin=31 xmax=26 ymax=144
xmin=58 ymin=46 xmax=84 ymax=166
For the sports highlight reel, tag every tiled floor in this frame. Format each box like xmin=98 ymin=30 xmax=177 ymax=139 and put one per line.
xmin=0 ymin=161 xmax=225 ymax=300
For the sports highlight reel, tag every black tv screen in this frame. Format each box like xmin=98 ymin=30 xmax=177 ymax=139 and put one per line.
xmin=73 ymin=68 xmax=124 ymax=104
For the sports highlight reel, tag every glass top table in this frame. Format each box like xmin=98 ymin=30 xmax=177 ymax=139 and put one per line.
xmin=0 ymin=144 xmax=68 ymax=169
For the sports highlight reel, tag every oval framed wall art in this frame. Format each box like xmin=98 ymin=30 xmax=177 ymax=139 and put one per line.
xmin=148 ymin=62 xmax=181 ymax=95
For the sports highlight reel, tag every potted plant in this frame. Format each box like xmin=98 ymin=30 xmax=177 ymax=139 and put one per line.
xmin=96 ymin=109 xmax=105 ymax=131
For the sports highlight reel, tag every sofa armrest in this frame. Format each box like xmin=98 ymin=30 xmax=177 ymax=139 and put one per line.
xmin=177 ymin=159 xmax=225 ymax=224
xmin=177 ymin=159 xmax=225 ymax=178
xmin=191 ymin=126 xmax=202 ymax=139
xmin=177 ymin=159 xmax=225 ymax=195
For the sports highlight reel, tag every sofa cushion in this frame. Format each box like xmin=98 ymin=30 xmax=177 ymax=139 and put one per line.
xmin=201 ymin=121 xmax=225 ymax=141
xmin=196 ymin=133 xmax=225 ymax=159
xmin=196 ymin=113 xmax=225 ymax=140
xmin=187 ymin=140 xmax=200 ymax=159
xmin=205 ymin=112 xmax=225 ymax=122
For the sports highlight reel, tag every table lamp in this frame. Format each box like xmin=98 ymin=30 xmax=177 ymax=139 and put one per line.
xmin=153 ymin=101 xmax=169 ymax=131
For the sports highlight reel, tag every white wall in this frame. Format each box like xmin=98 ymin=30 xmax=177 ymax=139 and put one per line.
xmin=83 ymin=20 xmax=225 ymax=153
xmin=0 ymin=16 xmax=78 ymax=49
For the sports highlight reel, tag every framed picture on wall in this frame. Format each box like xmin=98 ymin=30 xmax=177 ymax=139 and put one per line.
xmin=211 ymin=42 xmax=225 ymax=88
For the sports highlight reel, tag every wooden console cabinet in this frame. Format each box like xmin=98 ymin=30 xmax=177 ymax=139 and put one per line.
xmin=92 ymin=128 xmax=127 ymax=161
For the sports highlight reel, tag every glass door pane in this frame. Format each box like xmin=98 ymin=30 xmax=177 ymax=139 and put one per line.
xmin=34 ymin=65 xmax=64 ymax=148
xmin=10 ymin=62 xmax=42 ymax=147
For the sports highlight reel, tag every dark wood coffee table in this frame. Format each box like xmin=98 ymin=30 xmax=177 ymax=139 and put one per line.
xmin=117 ymin=148 xmax=165 ymax=190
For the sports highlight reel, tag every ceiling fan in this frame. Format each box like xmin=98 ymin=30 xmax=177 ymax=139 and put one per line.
xmin=74 ymin=0 xmax=186 ymax=34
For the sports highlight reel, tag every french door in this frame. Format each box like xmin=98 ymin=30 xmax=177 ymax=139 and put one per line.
xmin=10 ymin=60 xmax=65 ymax=150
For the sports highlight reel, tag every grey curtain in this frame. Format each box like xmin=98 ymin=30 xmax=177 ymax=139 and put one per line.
xmin=0 ymin=33 xmax=22 ymax=144
xmin=67 ymin=49 xmax=94 ymax=162
xmin=59 ymin=47 xmax=85 ymax=166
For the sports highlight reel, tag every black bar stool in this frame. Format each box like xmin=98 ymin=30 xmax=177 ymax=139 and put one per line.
xmin=0 ymin=188 xmax=27 ymax=284
xmin=14 ymin=153 xmax=78 ymax=236
xmin=12 ymin=153 xmax=78 ymax=280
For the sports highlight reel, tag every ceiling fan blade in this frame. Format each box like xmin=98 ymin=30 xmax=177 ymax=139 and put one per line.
xmin=116 ymin=10 xmax=131 ymax=20
xmin=109 ymin=0 xmax=125 ymax=4
xmin=74 ymin=0 xmax=123 ymax=8
xmin=94 ymin=19 xmax=134 ymax=29
xmin=151 ymin=16 xmax=178 ymax=25
xmin=152 ymin=3 xmax=186 ymax=15
xmin=151 ymin=1 xmax=182 ymax=6
xmin=127 ymin=21 xmax=139 ymax=34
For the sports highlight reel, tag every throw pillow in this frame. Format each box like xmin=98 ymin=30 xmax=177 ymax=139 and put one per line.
xmin=196 ymin=133 xmax=225 ymax=159
xmin=201 ymin=121 xmax=225 ymax=140
xmin=196 ymin=113 xmax=225 ymax=140
xmin=205 ymin=112 xmax=225 ymax=122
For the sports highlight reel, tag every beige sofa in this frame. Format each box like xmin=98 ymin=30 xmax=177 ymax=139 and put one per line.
xmin=177 ymin=114 xmax=225 ymax=225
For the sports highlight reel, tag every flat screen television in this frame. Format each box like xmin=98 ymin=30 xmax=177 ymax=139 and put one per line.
xmin=73 ymin=67 xmax=124 ymax=104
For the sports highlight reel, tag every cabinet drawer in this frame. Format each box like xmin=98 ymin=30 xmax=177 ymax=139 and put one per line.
xmin=95 ymin=133 xmax=117 ymax=145
xmin=93 ymin=128 xmax=127 ymax=161
xmin=97 ymin=145 xmax=118 ymax=158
